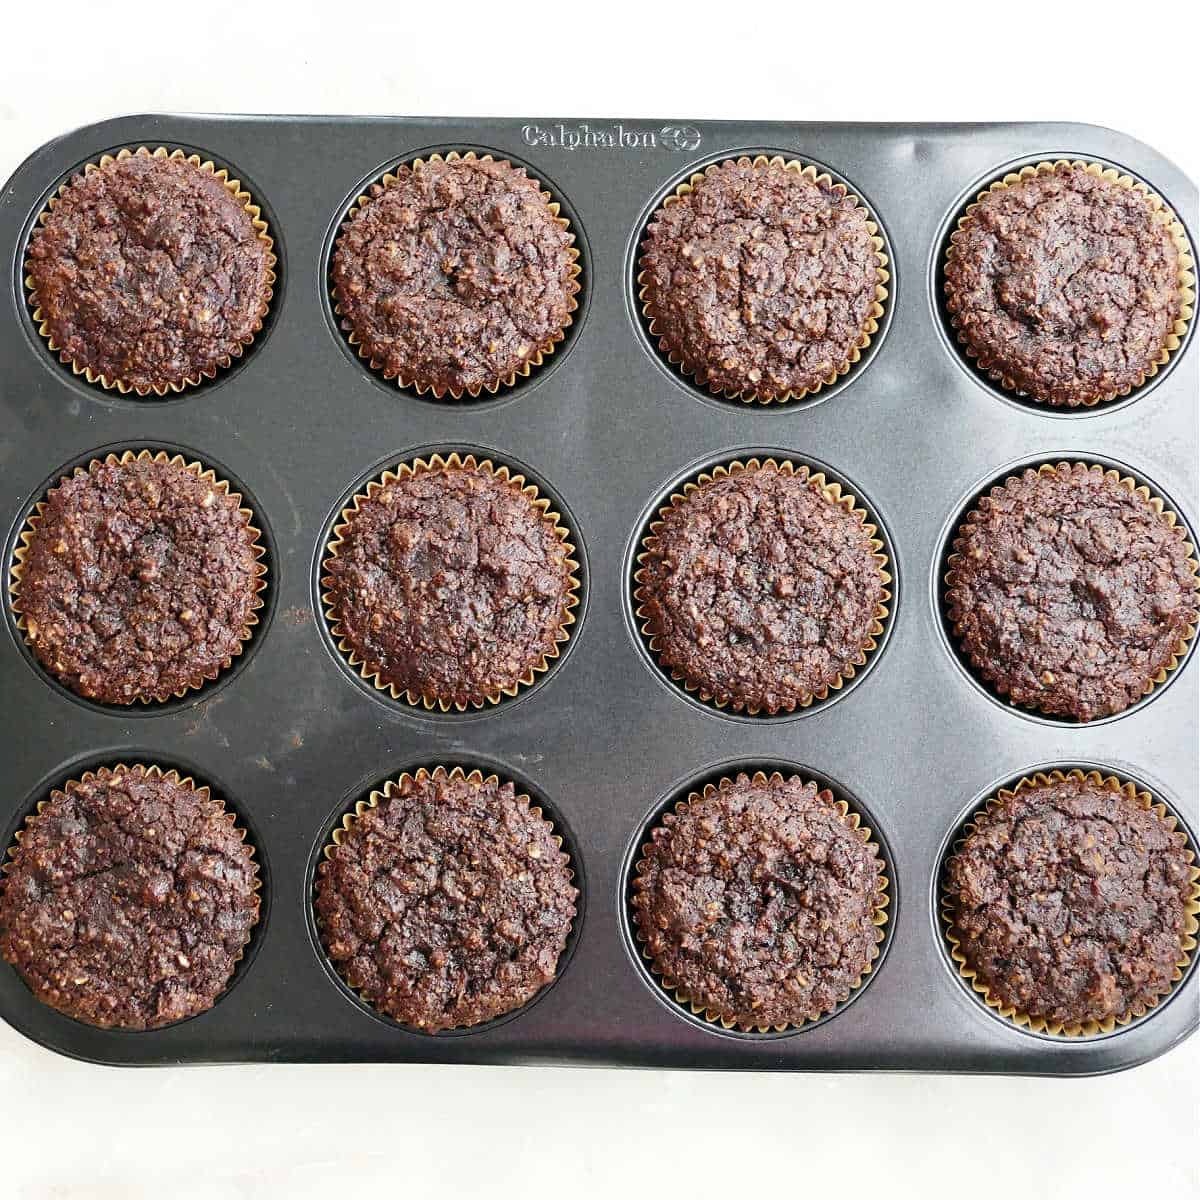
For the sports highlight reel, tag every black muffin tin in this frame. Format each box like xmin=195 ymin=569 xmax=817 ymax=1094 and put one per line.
xmin=0 ymin=116 xmax=1195 ymax=1074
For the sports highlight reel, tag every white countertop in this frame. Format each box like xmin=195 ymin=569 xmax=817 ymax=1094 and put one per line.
xmin=2 ymin=5 xmax=1197 ymax=1196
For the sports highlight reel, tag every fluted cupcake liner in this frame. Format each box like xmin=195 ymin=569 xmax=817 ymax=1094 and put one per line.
xmin=941 ymin=768 xmax=1200 ymax=1038
xmin=25 ymin=146 xmax=276 ymax=397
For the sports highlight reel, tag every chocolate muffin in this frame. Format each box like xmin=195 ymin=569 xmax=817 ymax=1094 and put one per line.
xmin=322 ymin=454 xmax=577 ymax=710
xmin=12 ymin=452 xmax=265 ymax=705
xmin=0 ymin=765 xmax=259 ymax=1030
xmin=26 ymin=147 xmax=274 ymax=396
xmin=946 ymin=463 xmax=1199 ymax=721
xmin=944 ymin=771 xmax=1198 ymax=1033
xmin=331 ymin=153 xmax=579 ymax=397
xmin=638 ymin=156 xmax=886 ymax=401
xmin=944 ymin=162 xmax=1189 ymax=406
xmin=316 ymin=767 xmax=577 ymax=1032
xmin=635 ymin=459 xmax=889 ymax=714
xmin=632 ymin=772 xmax=887 ymax=1029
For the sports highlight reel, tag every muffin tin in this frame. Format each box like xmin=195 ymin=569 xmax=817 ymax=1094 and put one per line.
xmin=0 ymin=115 xmax=1195 ymax=1073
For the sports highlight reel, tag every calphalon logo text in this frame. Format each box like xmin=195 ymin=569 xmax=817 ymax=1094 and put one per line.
xmin=522 ymin=122 xmax=701 ymax=153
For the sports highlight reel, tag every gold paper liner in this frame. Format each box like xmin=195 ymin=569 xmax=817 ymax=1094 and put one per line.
xmin=631 ymin=770 xmax=890 ymax=1032
xmin=2 ymin=763 xmax=262 ymax=1026
xmin=318 ymin=764 xmax=577 ymax=1032
xmin=331 ymin=150 xmax=581 ymax=399
xmin=25 ymin=146 xmax=277 ymax=397
xmin=944 ymin=461 xmax=1200 ymax=718
xmin=941 ymin=768 xmax=1200 ymax=1037
xmin=944 ymin=160 xmax=1195 ymax=407
xmin=322 ymin=452 xmax=580 ymax=711
xmin=634 ymin=457 xmax=892 ymax=714
xmin=9 ymin=449 xmax=268 ymax=704
xmin=637 ymin=155 xmax=890 ymax=405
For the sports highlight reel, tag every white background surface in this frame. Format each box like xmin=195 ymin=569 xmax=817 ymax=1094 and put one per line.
xmin=1 ymin=4 xmax=1197 ymax=1197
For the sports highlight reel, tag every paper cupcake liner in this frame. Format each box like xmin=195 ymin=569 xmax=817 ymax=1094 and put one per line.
xmin=25 ymin=146 xmax=276 ymax=397
xmin=941 ymin=768 xmax=1200 ymax=1037
xmin=634 ymin=457 xmax=892 ymax=714
xmin=331 ymin=150 xmax=581 ymax=399
xmin=9 ymin=449 xmax=268 ymax=704
xmin=944 ymin=160 xmax=1195 ymax=407
xmin=631 ymin=770 xmax=890 ymax=1033
xmin=321 ymin=451 xmax=580 ymax=711
xmin=637 ymin=155 xmax=890 ymax=405
xmin=318 ymin=764 xmax=577 ymax=1032
xmin=944 ymin=461 xmax=1200 ymax=718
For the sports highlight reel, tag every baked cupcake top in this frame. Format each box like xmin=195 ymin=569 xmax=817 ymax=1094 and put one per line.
xmin=639 ymin=157 xmax=882 ymax=399
xmin=331 ymin=155 xmax=578 ymax=397
xmin=944 ymin=163 xmax=1184 ymax=406
xmin=0 ymin=766 xmax=259 ymax=1030
xmin=316 ymin=768 xmax=576 ymax=1032
xmin=632 ymin=772 xmax=885 ymax=1029
xmin=946 ymin=463 xmax=1198 ymax=721
xmin=636 ymin=461 xmax=887 ymax=713
xmin=26 ymin=150 xmax=273 ymax=394
xmin=323 ymin=458 xmax=575 ymax=709
xmin=944 ymin=773 xmax=1195 ymax=1030
xmin=14 ymin=454 xmax=263 ymax=705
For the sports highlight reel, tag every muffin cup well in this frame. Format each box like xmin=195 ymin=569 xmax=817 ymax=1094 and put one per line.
xmin=331 ymin=150 xmax=581 ymax=400
xmin=634 ymin=457 xmax=892 ymax=715
xmin=317 ymin=764 xmax=577 ymax=1033
xmin=25 ymin=146 xmax=276 ymax=397
xmin=943 ymin=461 xmax=1200 ymax=720
xmin=9 ymin=449 xmax=268 ymax=705
xmin=941 ymin=768 xmax=1200 ymax=1038
xmin=637 ymin=154 xmax=890 ymax=405
xmin=943 ymin=160 xmax=1195 ymax=407
xmin=321 ymin=451 xmax=580 ymax=712
xmin=631 ymin=770 xmax=890 ymax=1033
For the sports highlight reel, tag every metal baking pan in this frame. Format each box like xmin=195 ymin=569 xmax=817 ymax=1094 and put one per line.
xmin=0 ymin=115 xmax=1195 ymax=1073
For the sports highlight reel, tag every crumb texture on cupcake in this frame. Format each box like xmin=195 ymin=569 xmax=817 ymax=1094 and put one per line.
xmin=944 ymin=773 xmax=1196 ymax=1031
xmin=0 ymin=766 xmax=259 ymax=1030
xmin=946 ymin=463 xmax=1198 ymax=721
xmin=639 ymin=157 xmax=882 ymax=399
xmin=13 ymin=453 xmax=264 ymax=705
xmin=331 ymin=155 xmax=577 ymax=396
xmin=632 ymin=772 xmax=885 ymax=1029
xmin=944 ymin=163 xmax=1185 ymax=406
xmin=636 ymin=461 xmax=887 ymax=713
xmin=316 ymin=768 xmax=576 ymax=1032
xmin=323 ymin=457 xmax=575 ymax=709
xmin=26 ymin=150 xmax=273 ymax=394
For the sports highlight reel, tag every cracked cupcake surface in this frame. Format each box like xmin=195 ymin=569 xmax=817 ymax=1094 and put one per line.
xmin=0 ymin=767 xmax=259 ymax=1030
xmin=632 ymin=773 xmax=885 ymax=1029
xmin=944 ymin=775 xmax=1194 ymax=1029
xmin=26 ymin=152 xmax=272 ymax=393
xmin=331 ymin=156 xmax=577 ymax=395
xmin=946 ymin=464 xmax=1198 ymax=721
xmin=637 ymin=462 xmax=886 ymax=713
xmin=639 ymin=157 xmax=880 ymax=399
xmin=316 ymin=769 xmax=576 ymax=1032
xmin=944 ymin=163 xmax=1184 ymax=406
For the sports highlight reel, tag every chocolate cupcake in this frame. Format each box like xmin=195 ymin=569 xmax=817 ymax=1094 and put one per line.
xmin=316 ymin=766 xmax=577 ymax=1032
xmin=943 ymin=770 xmax=1199 ymax=1036
xmin=635 ymin=458 xmax=890 ymax=714
xmin=944 ymin=161 xmax=1194 ymax=407
xmin=10 ymin=450 xmax=267 ymax=705
xmin=945 ymin=462 xmax=1199 ymax=721
xmin=0 ymin=765 xmax=260 ymax=1030
xmin=638 ymin=155 xmax=888 ymax=403
xmin=632 ymin=771 xmax=888 ymax=1031
xmin=322 ymin=453 xmax=578 ymax=711
xmin=26 ymin=147 xmax=275 ymax=396
xmin=331 ymin=152 xmax=580 ymax=398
